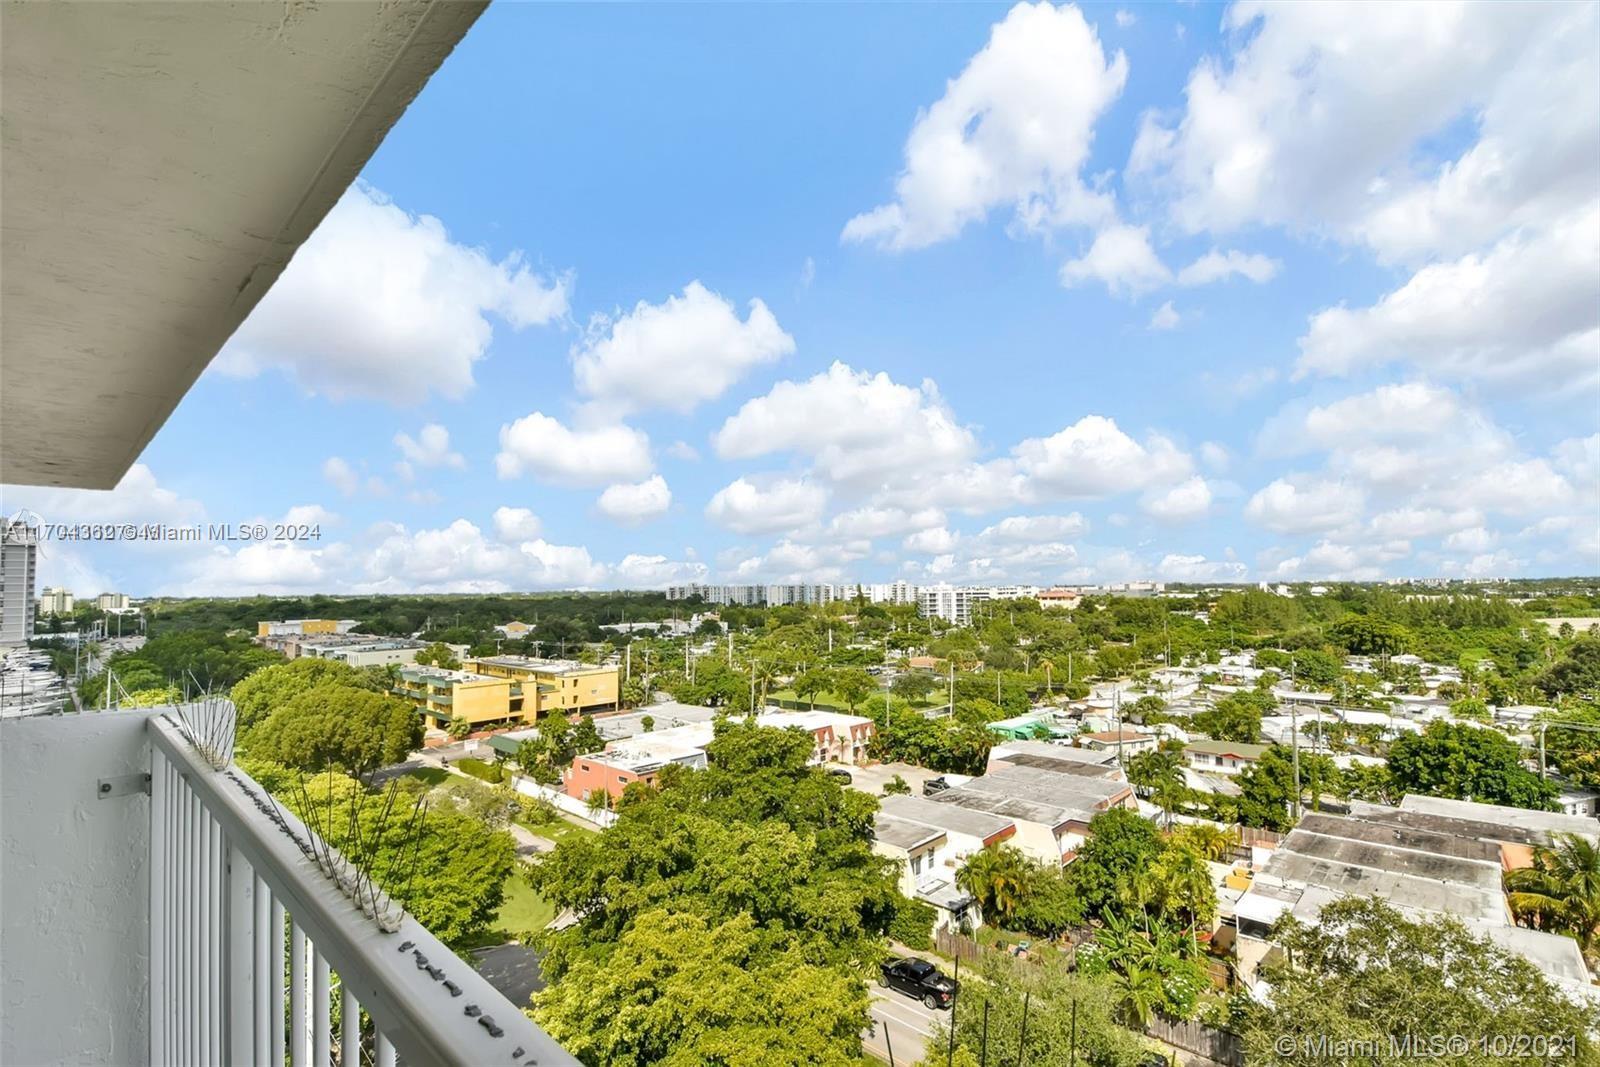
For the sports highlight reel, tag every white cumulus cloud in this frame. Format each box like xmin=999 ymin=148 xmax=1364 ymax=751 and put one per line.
xmin=596 ymin=476 xmax=672 ymax=525
xmin=714 ymin=362 xmax=978 ymax=488
xmin=842 ymin=1 xmax=1127 ymax=250
xmin=494 ymin=413 xmax=653 ymax=487
xmin=393 ymin=424 xmax=466 ymax=470
xmin=571 ymin=281 xmax=794 ymax=414
xmin=705 ymin=477 xmax=827 ymax=535
xmin=214 ymin=183 xmax=567 ymax=404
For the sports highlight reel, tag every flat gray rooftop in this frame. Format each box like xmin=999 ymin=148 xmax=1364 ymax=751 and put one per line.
xmin=1262 ymin=851 xmax=1506 ymax=924
xmin=1345 ymin=800 xmax=1553 ymax=848
xmin=1298 ymin=812 xmax=1503 ymax=864
xmin=999 ymin=752 xmax=1123 ymax=778
xmin=878 ymin=793 xmax=1014 ymax=841
xmin=931 ymin=787 xmax=1075 ymax=831
xmin=958 ymin=765 xmax=1129 ymax=818
xmin=1399 ymin=794 xmax=1600 ymax=840
xmin=1278 ymin=825 xmax=1502 ymax=893
xmin=992 ymin=740 xmax=1117 ymax=766
xmin=593 ymin=702 xmax=719 ymax=741
xmin=873 ymin=813 xmax=945 ymax=852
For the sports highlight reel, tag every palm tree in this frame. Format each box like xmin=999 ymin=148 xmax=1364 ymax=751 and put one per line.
xmin=1129 ymin=747 xmax=1188 ymax=827
xmin=1110 ymin=961 xmax=1163 ymax=1028
xmin=1169 ymin=823 xmax=1239 ymax=863
xmin=1506 ymin=833 xmax=1600 ymax=959
xmin=1148 ymin=845 xmax=1217 ymax=929
xmin=956 ymin=845 xmax=1032 ymax=927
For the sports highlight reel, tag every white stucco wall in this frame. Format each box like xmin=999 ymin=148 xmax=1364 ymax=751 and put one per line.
xmin=1 ymin=710 xmax=160 ymax=1064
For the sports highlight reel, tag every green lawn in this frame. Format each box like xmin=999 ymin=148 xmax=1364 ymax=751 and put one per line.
xmin=456 ymin=756 xmax=506 ymax=783
xmin=768 ymin=688 xmax=861 ymax=712
xmin=403 ymin=766 xmax=449 ymax=787
xmin=494 ymin=872 xmax=556 ymax=937
xmin=517 ymin=812 xmax=600 ymax=843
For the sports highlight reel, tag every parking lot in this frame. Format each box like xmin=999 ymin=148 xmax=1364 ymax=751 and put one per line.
xmin=864 ymin=984 xmax=942 ymax=1063
xmin=834 ymin=761 xmax=945 ymax=797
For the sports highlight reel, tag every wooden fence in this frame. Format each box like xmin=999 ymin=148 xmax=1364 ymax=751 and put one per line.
xmin=932 ymin=928 xmax=1086 ymax=969
xmin=1145 ymin=1014 xmax=1245 ymax=1067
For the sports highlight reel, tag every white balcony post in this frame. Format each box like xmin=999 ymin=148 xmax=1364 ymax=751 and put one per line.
xmin=148 ymin=750 xmax=169 ymax=1065
xmin=254 ymin=876 xmax=272 ymax=1065
xmin=314 ymin=948 xmax=333 ymax=1066
xmin=226 ymin=840 xmax=255 ymax=1065
xmin=376 ymin=1029 xmax=396 ymax=1067
xmin=290 ymin=923 xmax=308 ymax=1067
xmin=271 ymin=900 xmax=287 ymax=1067
xmin=342 ymin=983 xmax=361 ymax=1067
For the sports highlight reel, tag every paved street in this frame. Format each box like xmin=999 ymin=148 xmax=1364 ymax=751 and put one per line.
xmin=864 ymin=985 xmax=942 ymax=1064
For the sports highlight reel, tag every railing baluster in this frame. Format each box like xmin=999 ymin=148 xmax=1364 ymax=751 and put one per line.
xmin=315 ymin=948 xmax=333 ymax=1066
xmin=291 ymin=922 xmax=308 ymax=1067
xmin=342 ymin=983 xmax=361 ymax=1067
xmin=193 ymin=789 xmax=205 ymax=1067
xmin=149 ymin=750 xmax=167 ymax=1064
xmin=254 ymin=876 xmax=271 ymax=1065
xmin=375 ymin=1029 xmax=396 ymax=1067
xmin=207 ymin=813 xmax=222 ymax=1064
xmin=198 ymin=801 xmax=211 ymax=1064
xmin=227 ymin=839 xmax=255 ymax=1064
xmin=272 ymin=899 xmax=287 ymax=1067
xmin=183 ymin=784 xmax=196 ymax=1067
xmin=170 ymin=762 xmax=182 ymax=1062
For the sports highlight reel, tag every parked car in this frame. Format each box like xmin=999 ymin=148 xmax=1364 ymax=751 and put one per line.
xmin=878 ymin=957 xmax=958 ymax=1010
xmin=824 ymin=767 xmax=852 ymax=783
xmin=922 ymin=776 xmax=950 ymax=796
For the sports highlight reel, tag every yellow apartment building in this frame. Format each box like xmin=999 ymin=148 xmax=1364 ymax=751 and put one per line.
xmin=256 ymin=618 xmax=352 ymax=638
xmin=392 ymin=665 xmax=520 ymax=729
xmin=461 ymin=656 xmax=620 ymax=718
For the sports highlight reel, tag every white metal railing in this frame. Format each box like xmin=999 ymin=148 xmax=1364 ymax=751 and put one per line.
xmin=147 ymin=713 xmax=577 ymax=1066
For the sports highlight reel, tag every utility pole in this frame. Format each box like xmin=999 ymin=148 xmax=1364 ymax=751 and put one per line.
xmin=1290 ymin=701 xmax=1302 ymax=823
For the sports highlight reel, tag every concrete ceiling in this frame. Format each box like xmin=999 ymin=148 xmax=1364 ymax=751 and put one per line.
xmin=1 ymin=0 xmax=486 ymax=489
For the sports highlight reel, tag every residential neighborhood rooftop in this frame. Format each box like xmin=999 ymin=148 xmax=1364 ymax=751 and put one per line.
xmin=1184 ymin=739 xmax=1271 ymax=759
xmin=871 ymin=813 xmax=945 ymax=853
xmin=877 ymin=793 xmax=1015 ymax=843
xmin=1397 ymin=794 xmax=1600 ymax=840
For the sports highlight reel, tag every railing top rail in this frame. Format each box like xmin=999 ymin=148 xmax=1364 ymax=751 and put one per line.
xmin=148 ymin=713 xmax=577 ymax=1067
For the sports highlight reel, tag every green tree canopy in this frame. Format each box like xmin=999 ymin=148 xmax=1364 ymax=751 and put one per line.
xmin=923 ymin=955 xmax=1148 ymax=1067
xmin=1191 ymin=690 xmax=1272 ymax=743
xmin=240 ymin=759 xmax=514 ymax=948
xmin=413 ymin=642 xmax=462 ymax=669
xmin=231 ymin=656 xmax=385 ymax=730
xmin=1388 ymin=721 xmax=1559 ymax=811
xmin=527 ymin=721 xmax=898 ymax=1064
xmin=1242 ymin=897 xmax=1597 ymax=1067
xmin=534 ymin=910 xmax=869 ymax=1067
xmin=244 ymin=683 xmax=419 ymax=779
xmin=1064 ymin=808 xmax=1163 ymax=921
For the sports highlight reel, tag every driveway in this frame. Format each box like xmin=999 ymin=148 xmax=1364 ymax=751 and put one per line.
xmin=864 ymin=985 xmax=943 ymax=1064
xmin=508 ymin=822 xmax=556 ymax=857
xmin=839 ymin=761 xmax=945 ymax=798
xmin=469 ymin=942 xmax=545 ymax=1007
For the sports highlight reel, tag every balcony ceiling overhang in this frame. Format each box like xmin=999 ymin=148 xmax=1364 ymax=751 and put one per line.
xmin=1 ymin=0 xmax=486 ymax=489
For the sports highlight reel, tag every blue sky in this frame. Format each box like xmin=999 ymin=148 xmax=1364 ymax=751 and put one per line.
xmin=7 ymin=1 xmax=1598 ymax=596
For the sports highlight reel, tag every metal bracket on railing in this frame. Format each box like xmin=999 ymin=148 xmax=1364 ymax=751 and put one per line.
xmin=96 ymin=772 xmax=151 ymax=799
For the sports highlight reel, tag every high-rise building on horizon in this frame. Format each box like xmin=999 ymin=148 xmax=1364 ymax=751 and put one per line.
xmin=1 ymin=520 xmax=39 ymax=647
xmin=37 ymin=586 xmax=74 ymax=616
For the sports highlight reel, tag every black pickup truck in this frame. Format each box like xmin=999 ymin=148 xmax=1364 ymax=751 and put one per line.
xmin=878 ymin=957 xmax=958 ymax=1009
